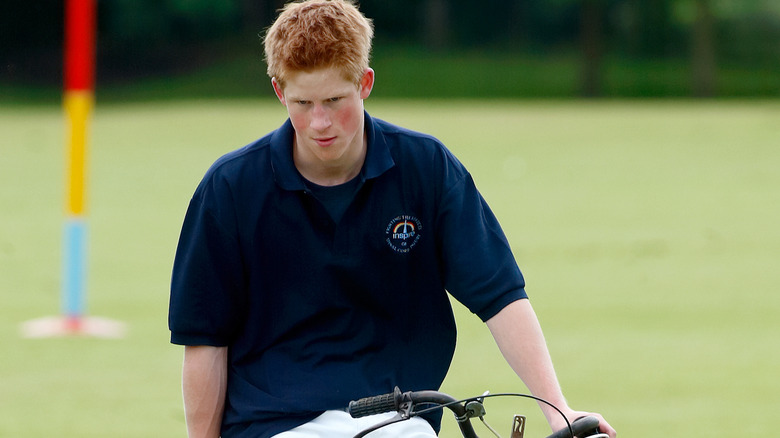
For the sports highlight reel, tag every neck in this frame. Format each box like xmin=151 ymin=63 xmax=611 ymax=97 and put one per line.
xmin=304 ymin=160 xmax=363 ymax=186
xmin=294 ymin=134 xmax=367 ymax=187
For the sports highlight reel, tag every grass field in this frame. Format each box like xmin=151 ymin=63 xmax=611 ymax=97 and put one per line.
xmin=1 ymin=99 xmax=779 ymax=437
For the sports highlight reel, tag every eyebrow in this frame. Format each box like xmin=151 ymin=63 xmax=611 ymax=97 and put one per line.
xmin=286 ymin=85 xmax=355 ymax=102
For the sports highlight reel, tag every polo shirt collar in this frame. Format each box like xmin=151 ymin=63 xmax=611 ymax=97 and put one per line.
xmin=270 ymin=111 xmax=394 ymax=191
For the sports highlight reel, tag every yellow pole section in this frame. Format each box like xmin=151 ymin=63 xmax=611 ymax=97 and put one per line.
xmin=64 ymin=90 xmax=93 ymax=216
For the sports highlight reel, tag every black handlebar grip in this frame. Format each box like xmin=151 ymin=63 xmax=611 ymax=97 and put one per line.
xmin=545 ymin=416 xmax=601 ymax=438
xmin=347 ymin=389 xmax=400 ymax=418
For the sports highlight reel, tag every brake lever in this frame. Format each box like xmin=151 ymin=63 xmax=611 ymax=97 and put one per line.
xmin=511 ymin=415 xmax=527 ymax=438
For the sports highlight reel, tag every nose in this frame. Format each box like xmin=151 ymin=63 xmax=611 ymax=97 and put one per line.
xmin=310 ymin=105 xmax=332 ymax=132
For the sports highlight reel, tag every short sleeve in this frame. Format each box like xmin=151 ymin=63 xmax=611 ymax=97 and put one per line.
xmin=437 ymin=173 xmax=527 ymax=322
xmin=168 ymin=188 xmax=247 ymax=346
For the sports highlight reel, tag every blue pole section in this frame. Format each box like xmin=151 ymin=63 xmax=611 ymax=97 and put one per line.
xmin=62 ymin=218 xmax=87 ymax=320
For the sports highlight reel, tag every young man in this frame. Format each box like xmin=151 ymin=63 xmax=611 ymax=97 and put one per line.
xmin=168 ymin=1 xmax=617 ymax=437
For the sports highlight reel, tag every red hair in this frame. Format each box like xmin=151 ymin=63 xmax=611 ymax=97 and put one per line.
xmin=264 ymin=0 xmax=374 ymax=88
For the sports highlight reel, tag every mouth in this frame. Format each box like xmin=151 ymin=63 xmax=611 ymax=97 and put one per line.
xmin=314 ymin=136 xmax=337 ymax=147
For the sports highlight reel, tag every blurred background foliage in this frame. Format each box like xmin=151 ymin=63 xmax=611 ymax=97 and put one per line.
xmin=1 ymin=0 xmax=778 ymax=100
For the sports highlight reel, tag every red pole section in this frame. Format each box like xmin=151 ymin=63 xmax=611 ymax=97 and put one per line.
xmin=64 ymin=0 xmax=96 ymax=92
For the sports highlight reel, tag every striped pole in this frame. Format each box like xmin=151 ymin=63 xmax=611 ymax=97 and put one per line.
xmin=21 ymin=0 xmax=125 ymax=338
xmin=63 ymin=0 xmax=95 ymax=332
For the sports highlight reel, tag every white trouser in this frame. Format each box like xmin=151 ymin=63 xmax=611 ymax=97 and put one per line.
xmin=271 ymin=410 xmax=437 ymax=437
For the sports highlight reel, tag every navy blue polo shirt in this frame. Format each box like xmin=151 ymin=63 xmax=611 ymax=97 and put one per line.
xmin=169 ymin=112 xmax=527 ymax=438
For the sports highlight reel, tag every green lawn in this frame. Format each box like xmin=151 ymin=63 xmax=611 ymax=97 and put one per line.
xmin=1 ymin=99 xmax=778 ymax=437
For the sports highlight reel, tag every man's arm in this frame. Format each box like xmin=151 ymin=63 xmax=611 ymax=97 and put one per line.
xmin=182 ymin=345 xmax=228 ymax=438
xmin=486 ymin=299 xmax=616 ymax=437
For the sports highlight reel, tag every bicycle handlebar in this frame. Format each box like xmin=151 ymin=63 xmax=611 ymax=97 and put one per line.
xmin=348 ymin=389 xmax=603 ymax=438
xmin=349 ymin=388 xmax=478 ymax=437
xmin=547 ymin=416 xmax=601 ymax=438
xmin=347 ymin=387 xmax=402 ymax=418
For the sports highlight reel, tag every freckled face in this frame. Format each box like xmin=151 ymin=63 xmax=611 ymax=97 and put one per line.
xmin=273 ymin=67 xmax=374 ymax=182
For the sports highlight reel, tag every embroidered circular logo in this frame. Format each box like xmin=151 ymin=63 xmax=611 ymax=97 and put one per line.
xmin=385 ymin=215 xmax=423 ymax=254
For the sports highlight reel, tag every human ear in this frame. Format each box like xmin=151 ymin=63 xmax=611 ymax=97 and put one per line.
xmin=359 ymin=68 xmax=375 ymax=99
xmin=271 ymin=77 xmax=286 ymax=106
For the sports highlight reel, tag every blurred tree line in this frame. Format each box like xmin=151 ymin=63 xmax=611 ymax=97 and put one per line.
xmin=1 ymin=0 xmax=778 ymax=97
